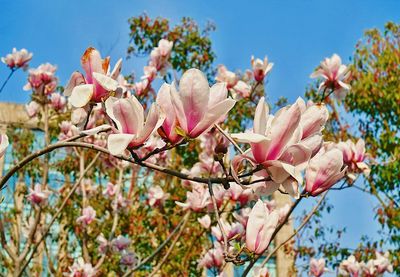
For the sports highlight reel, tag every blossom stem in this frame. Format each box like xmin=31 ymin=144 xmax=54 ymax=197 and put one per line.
xmin=0 ymin=69 xmax=16 ymax=94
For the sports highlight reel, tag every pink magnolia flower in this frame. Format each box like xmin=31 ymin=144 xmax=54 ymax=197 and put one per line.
xmin=309 ymin=258 xmax=327 ymax=277
xmin=305 ymin=148 xmax=346 ymax=196
xmin=143 ymin=65 xmax=157 ymax=82
xmin=310 ymin=54 xmax=351 ymax=99
xmin=50 ymin=93 xmax=66 ymax=111
xmin=111 ymin=235 xmax=131 ymax=252
xmin=171 ymin=68 xmax=235 ymax=138
xmin=103 ymin=182 xmax=117 ymax=198
xmin=251 ymin=56 xmax=273 ymax=82
xmin=215 ymin=65 xmax=252 ymax=98
xmin=373 ymin=251 xmax=393 ymax=274
xmin=64 ymin=47 xmax=122 ymax=108
xmin=96 ymin=233 xmax=108 ymax=254
xmin=215 ymin=65 xmax=238 ymax=89
xmin=149 ymin=39 xmax=173 ymax=75
xmin=198 ymin=243 xmax=224 ymax=269
xmin=2 ymin=48 xmax=32 ymax=70
xmin=339 ymin=255 xmax=360 ymax=277
xmin=176 ymin=184 xmax=210 ymax=212
xmin=360 ymin=260 xmax=377 ymax=277
xmin=76 ymin=206 xmax=96 ymax=226
xmin=25 ymin=101 xmax=40 ymax=118
xmin=233 ymin=207 xmax=251 ymax=228
xmin=24 ymin=63 xmax=58 ymax=94
xmin=147 ymin=185 xmax=170 ymax=207
xmin=246 ymin=200 xmax=279 ymax=254
xmin=228 ymin=182 xmax=253 ymax=206
xmin=336 ymin=139 xmax=370 ymax=177
xmin=198 ymin=214 xmax=211 ymax=229
xmin=0 ymin=134 xmax=9 ymax=158
xmin=68 ymin=257 xmax=96 ymax=277
xmin=26 ymin=184 xmax=51 ymax=205
xmin=232 ymin=97 xmax=327 ymax=198
xmin=120 ymin=251 xmax=138 ymax=268
xmin=105 ymin=95 xmax=165 ymax=155
xmin=133 ymin=79 xmax=149 ymax=96
xmin=156 ymin=83 xmax=183 ymax=144
xmin=211 ymin=220 xmax=244 ymax=241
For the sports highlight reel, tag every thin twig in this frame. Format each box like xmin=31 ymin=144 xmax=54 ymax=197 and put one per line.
xmin=17 ymin=153 xmax=100 ymax=276
xmin=148 ymin=211 xmax=190 ymax=277
xmin=122 ymin=211 xmax=190 ymax=277
xmin=260 ymin=191 xmax=328 ymax=267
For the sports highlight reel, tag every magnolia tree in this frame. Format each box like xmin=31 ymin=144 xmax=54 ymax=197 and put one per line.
xmin=0 ymin=15 xmax=395 ymax=277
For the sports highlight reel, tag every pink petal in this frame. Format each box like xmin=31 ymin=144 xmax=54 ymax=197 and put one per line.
xmin=253 ymin=97 xmax=269 ymax=135
xmin=179 ymin=69 xmax=210 ymax=132
xmin=107 ymin=133 xmax=135 ymax=155
xmin=70 ymin=84 xmax=93 ymax=108
xmin=64 ymin=71 xmax=85 ymax=97
xmin=189 ymin=98 xmax=236 ymax=138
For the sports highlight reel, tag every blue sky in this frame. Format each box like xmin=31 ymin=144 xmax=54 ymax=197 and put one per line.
xmin=1 ymin=0 xmax=399 ymax=264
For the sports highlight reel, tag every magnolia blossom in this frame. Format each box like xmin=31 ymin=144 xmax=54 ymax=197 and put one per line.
xmin=198 ymin=214 xmax=211 ymax=229
xmin=339 ymin=255 xmax=361 ymax=277
xmin=147 ymin=185 xmax=170 ymax=207
xmin=211 ymin=220 xmax=244 ymax=241
xmin=305 ymin=148 xmax=346 ymax=196
xmin=1 ymin=48 xmax=32 ymax=69
xmin=105 ymin=95 xmax=165 ymax=155
xmin=246 ymin=200 xmax=279 ymax=254
xmin=360 ymin=260 xmax=377 ymax=277
xmin=233 ymin=207 xmax=251 ymax=228
xmin=232 ymin=97 xmax=328 ymax=198
xmin=228 ymin=182 xmax=253 ymax=206
xmin=50 ymin=92 xmax=67 ymax=111
xmin=176 ymin=184 xmax=210 ymax=212
xmin=310 ymin=54 xmax=351 ymax=99
xmin=25 ymin=101 xmax=40 ymax=118
xmin=76 ymin=206 xmax=96 ymax=226
xmin=142 ymin=65 xmax=157 ymax=82
xmin=26 ymin=184 xmax=51 ymax=205
xmin=373 ymin=251 xmax=393 ymax=274
xmin=0 ymin=134 xmax=9 ymax=158
xmin=171 ymin=68 xmax=235 ymax=138
xmin=156 ymin=83 xmax=183 ymax=144
xmin=96 ymin=233 xmax=108 ymax=254
xmin=120 ymin=251 xmax=138 ymax=268
xmin=103 ymin=182 xmax=117 ymax=198
xmin=67 ymin=257 xmax=96 ymax=277
xmin=215 ymin=65 xmax=238 ymax=89
xmin=24 ymin=63 xmax=58 ymax=94
xmin=215 ymin=65 xmax=251 ymax=98
xmin=251 ymin=56 xmax=273 ymax=82
xmin=64 ymin=47 xmax=122 ymax=108
xmin=149 ymin=39 xmax=173 ymax=75
xmin=336 ymin=139 xmax=370 ymax=177
xmin=198 ymin=243 xmax=224 ymax=269
xmin=133 ymin=79 xmax=149 ymax=96
xmin=309 ymin=258 xmax=327 ymax=277
xmin=111 ymin=235 xmax=131 ymax=252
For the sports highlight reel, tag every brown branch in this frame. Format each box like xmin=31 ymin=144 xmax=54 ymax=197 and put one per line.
xmin=122 ymin=211 xmax=190 ymax=277
xmin=148 ymin=211 xmax=190 ymax=277
xmin=16 ymin=153 xmax=100 ymax=276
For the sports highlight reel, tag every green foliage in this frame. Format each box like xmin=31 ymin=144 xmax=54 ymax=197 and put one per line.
xmin=127 ymin=13 xmax=217 ymax=81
